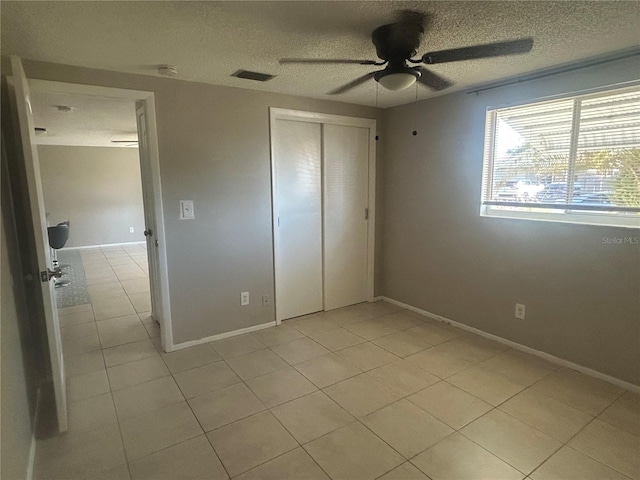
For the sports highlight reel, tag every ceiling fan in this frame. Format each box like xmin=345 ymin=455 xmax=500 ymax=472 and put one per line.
xmin=280 ymin=10 xmax=533 ymax=94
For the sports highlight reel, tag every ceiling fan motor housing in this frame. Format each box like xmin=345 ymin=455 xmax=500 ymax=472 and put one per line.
xmin=371 ymin=23 xmax=423 ymax=63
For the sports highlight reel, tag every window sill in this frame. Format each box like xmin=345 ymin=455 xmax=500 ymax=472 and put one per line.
xmin=480 ymin=205 xmax=640 ymax=229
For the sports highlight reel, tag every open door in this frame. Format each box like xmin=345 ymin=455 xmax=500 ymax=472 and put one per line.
xmin=136 ymin=103 xmax=163 ymax=336
xmin=8 ymin=56 xmax=67 ymax=431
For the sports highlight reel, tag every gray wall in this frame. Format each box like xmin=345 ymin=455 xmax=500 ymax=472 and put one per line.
xmin=1 ymin=210 xmax=33 ymax=479
xmin=22 ymin=60 xmax=384 ymax=345
xmin=38 ymin=145 xmax=145 ymax=247
xmin=380 ymin=56 xmax=640 ymax=385
xmin=18 ymin=57 xmax=638 ymax=385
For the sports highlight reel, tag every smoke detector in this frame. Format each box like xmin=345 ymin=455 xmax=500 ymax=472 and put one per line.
xmin=157 ymin=65 xmax=178 ymax=77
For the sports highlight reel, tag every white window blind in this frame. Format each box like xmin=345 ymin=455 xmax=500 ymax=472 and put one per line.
xmin=481 ymin=84 xmax=640 ymax=228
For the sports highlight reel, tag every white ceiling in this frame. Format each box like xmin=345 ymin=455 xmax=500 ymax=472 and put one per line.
xmin=2 ymin=1 xmax=639 ymax=108
xmin=29 ymin=84 xmax=138 ymax=148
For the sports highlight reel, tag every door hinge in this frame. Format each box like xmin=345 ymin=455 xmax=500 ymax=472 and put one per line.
xmin=365 ymin=208 xmax=369 ymax=220
xmin=40 ymin=267 xmax=62 ymax=283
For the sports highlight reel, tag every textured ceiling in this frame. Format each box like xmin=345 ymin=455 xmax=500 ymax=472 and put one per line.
xmin=30 ymin=82 xmax=138 ymax=148
xmin=2 ymin=1 xmax=639 ymax=108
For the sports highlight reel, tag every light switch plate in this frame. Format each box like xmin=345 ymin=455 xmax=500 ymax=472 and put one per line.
xmin=241 ymin=292 xmax=250 ymax=306
xmin=180 ymin=200 xmax=195 ymax=220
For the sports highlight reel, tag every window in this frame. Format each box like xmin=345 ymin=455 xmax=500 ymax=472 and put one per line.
xmin=481 ymin=84 xmax=640 ymax=228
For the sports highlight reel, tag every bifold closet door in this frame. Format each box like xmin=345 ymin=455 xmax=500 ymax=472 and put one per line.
xmin=273 ymin=119 xmax=323 ymax=322
xmin=323 ymin=124 xmax=369 ymax=310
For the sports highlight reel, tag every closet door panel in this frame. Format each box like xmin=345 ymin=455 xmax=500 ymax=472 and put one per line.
xmin=273 ymin=119 xmax=323 ymax=321
xmin=323 ymin=124 xmax=369 ymax=310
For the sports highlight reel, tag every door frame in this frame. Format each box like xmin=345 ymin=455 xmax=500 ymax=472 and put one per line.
xmin=269 ymin=108 xmax=377 ymax=325
xmin=28 ymin=79 xmax=174 ymax=351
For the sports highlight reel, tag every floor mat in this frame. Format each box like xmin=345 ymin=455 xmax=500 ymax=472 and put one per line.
xmin=54 ymin=249 xmax=90 ymax=308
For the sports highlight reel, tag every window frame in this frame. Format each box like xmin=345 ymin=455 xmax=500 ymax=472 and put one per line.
xmin=480 ymin=81 xmax=640 ymax=229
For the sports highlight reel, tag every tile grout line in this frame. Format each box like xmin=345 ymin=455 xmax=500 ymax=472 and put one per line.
xmin=232 ymin=331 xmax=344 ymax=480
xmin=58 ymin=250 xmax=637 ymax=479
xmin=248 ymin=321 xmax=451 ymax=478
xmin=174 ymin=323 xmax=395 ymax=478
xmin=189 ymin=337 xmax=312 ymax=479
xmin=62 ymin=247 xmax=149 ymax=479
xmin=82 ymin=247 xmax=145 ymax=479
xmin=157 ymin=344 xmax=233 ymax=480
xmin=547 ymin=412 xmax=634 ymax=479
xmin=293 ymin=322 xmax=626 ymax=478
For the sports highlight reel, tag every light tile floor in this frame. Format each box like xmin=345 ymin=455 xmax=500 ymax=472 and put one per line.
xmin=37 ymin=245 xmax=640 ymax=479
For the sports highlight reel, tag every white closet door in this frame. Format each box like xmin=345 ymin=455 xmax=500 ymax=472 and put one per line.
xmin=323 ymin=124 xmax=369 ymax=310
xmin=273 ymin=119 xmax=323 ymax=321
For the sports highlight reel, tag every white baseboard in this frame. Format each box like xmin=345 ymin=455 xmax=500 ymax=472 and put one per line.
xmin=26 ymin=433 xmax=36 ymax=480
xmin=381 ymin=296 xmax=640 ymax=394
xmin=61 ymin=241 xmax=145 ymax=251
xmin=168 ymin=321 xmax=277 ymax=352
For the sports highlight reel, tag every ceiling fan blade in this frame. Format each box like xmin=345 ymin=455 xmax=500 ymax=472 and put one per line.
xmin=422 ymin=38 xmax=534 ymax=64
xmin=280 ymin=58 xmax=381 ymax=65
xmin=328 ymin=72 xmax=376 ymax=95
xmin=416 ymin=67 xmax=453 ymax=91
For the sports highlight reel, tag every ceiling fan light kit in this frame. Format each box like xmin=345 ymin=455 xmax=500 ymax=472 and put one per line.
xmin=374 ymin=68 xmax=419 ymax=91
xmin=280 ymin=10 xmax=533 ymax=95
xmin=376 ymin=72 xmax=416 ymax=91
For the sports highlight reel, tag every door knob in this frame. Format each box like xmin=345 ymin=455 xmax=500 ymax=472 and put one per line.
xmin=143 ymin=229 xmax=153 ymax=237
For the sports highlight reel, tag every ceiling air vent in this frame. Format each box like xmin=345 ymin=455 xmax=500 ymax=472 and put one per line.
xmin=232 ymin=70 xmax=276 ymax=82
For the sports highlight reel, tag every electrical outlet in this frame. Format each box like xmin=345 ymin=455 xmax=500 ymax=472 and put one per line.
xmin=129 ymin=227 xmax=135 ymax=233
xmin=515 ymin=303 xmax=526 ymax=320
xmin=261 ymin=295 xmax=271 ymax=307
xmin=241 ymin=292 xmax=249 ymax=306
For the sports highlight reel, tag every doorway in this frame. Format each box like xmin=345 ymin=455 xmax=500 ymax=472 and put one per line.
xmin=28 ymin=79 xmax=172 ymax=352
xmin=8 ymin=57 xmax=171 ymax=434
xmin=270 ymin=108 xmax=377 ymax=324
